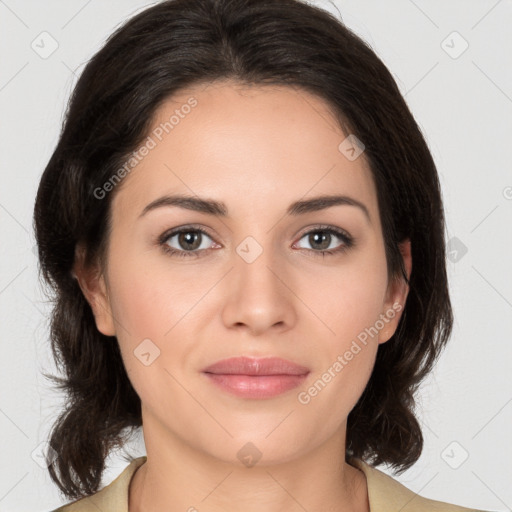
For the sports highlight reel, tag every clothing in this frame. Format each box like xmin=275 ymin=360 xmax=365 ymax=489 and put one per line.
xmin=51 ymin=455 xmax=489 ymax=511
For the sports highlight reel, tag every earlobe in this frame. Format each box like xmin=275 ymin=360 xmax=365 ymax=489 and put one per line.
xmin=72 ymin=245 xmax=116 ymax=337
xmin=378 ymin=238 xmax=412 ymax=344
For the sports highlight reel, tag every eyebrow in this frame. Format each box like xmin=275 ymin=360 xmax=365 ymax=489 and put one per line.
xmin=139 ymin=193 xmax=371 ymax=223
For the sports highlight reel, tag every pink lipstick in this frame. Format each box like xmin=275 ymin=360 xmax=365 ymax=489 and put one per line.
xmin=202 ymin=356 xmax=310 ymax=399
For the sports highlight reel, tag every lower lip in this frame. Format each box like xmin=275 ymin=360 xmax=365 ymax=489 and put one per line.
xmin=203 ymin=373 xmax=309 ymax=399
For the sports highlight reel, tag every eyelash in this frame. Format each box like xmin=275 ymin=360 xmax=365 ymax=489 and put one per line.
xmin=158 ymin=224 xmax=354 ymax=259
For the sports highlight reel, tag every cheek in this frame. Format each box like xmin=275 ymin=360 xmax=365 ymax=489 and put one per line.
xmin=107 ymin=257 xmax=207 ymax=339
xmin=105 ymin=259 xmax=204 ymax=382
xmin=302 ymin=251 xmax=387 ymax=409
xmin=312 ymin=257 xmax=388 ymax=343
xmin=104 ymin=267 xmax=187 ymax=409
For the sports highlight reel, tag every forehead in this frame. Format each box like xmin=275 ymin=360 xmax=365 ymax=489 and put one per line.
xmin=111 ymin=80 xmax=379 ymax=224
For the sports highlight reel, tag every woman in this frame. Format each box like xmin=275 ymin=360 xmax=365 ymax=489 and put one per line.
xmin=34 ymin=0 xmax=489 ymax=510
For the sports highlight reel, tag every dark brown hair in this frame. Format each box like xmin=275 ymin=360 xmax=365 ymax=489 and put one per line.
xmin=34 ymin=0 xmax=452 ymax=500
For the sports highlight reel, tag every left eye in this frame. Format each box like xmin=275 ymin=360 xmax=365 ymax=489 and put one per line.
xmin=294 ymin=228 xmax=352 ymax=253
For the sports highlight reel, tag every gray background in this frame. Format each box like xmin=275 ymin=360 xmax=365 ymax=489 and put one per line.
xmin=0 ymin=0 xmax=511 ymax=511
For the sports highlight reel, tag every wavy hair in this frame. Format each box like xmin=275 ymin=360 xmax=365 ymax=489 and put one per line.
xmin=34 ymin=0 xmax=452 ymax=500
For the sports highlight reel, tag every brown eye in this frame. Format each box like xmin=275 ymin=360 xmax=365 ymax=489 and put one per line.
xmin=294 ymin=227 xmax=353 ymax=256
xmin=160 ymin=227 xmax=217 ymax=258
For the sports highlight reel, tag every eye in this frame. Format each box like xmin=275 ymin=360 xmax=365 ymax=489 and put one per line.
xmin=159 ymin=226 xmax=218 ymax=258
xmin=293 ymin=226 xmax=354 ymax=257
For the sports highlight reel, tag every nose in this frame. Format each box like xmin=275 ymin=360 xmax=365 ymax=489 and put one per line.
xmin=220 ymin=244 xmax=297 ymax=336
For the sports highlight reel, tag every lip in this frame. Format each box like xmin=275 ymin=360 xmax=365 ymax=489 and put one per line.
xmin=202 ymin=357 xmax=310 ymax=399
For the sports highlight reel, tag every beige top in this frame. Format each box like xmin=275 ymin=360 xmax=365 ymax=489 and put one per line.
xmin=51 ymin=456 xmax=489 ymax=512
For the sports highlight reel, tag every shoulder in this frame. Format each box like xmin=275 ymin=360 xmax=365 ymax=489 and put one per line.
xmin=49 ymin=456 xmax=147 ymax=512
xmin=351 ymin=458 xmax=492 ymax=512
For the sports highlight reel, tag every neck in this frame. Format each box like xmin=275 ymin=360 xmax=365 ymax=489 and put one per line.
xmin=128 ymin=417 xmax=369 ymax=512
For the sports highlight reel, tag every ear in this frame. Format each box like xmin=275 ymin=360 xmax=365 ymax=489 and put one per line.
xmin=378 ymin=238 xmax=412 ymax=344
xmin=72 ymin=244 xmax=116 ymax=337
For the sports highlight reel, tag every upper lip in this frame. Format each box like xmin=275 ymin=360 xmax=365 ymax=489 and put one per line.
xmin=202 ymin=356 xmax=310 ymax=376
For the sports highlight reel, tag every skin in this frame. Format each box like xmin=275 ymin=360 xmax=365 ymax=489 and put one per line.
xmin=75 ymin=80 xmax=411 ymax=512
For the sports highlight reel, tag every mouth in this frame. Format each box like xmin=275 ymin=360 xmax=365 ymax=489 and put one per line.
xmin=201 ymin=356 xmax=310 ymax=399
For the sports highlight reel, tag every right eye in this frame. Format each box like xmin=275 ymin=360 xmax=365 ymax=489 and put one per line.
xmin=159 ymin=226 xmax=219 ymax=258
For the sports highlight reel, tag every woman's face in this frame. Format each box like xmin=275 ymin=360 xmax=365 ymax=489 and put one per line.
xmin=80 ymin=80 xmax=410 ymax=466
